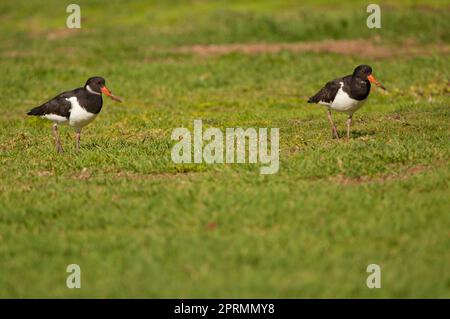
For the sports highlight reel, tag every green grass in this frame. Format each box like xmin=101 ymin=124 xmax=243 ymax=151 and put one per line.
xmin=0 ymin=0 xmax=449 ymax=298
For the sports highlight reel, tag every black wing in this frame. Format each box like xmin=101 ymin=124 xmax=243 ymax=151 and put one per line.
xmin=307 ymin=76 xmax=347 ymax=105
xmin=27 ymin=89 xmax=79 ymax=117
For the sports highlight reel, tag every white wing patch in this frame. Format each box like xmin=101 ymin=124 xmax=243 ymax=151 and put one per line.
xmin=42 ymin=114 xmax=68 ymax=124
xmin=66 ymin=97 xmax=97 ymax=129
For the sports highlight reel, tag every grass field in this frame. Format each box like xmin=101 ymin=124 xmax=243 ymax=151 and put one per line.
xmin=0 ymin=0 xmax=449 ymax=298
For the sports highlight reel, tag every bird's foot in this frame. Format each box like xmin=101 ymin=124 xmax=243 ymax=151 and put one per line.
xmin=332 ymin=131 xmax=340 ymax=140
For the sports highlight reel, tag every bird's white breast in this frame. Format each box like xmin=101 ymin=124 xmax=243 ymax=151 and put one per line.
xmin=66 ymin=97 xmax=97 ymax=129
xmin=330 ymin=82 xmax=365 ymax=114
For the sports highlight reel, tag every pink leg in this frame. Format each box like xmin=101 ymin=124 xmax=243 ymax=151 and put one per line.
xmin=75 ymin=129 xmax=81 ymax=153
xmin=327 ymin=110 xmax=339 ymax=139
xmin=52 ymin=123 xmax=64 ymax=153
xmin=346 ymin=115 xmax=353 ymax=139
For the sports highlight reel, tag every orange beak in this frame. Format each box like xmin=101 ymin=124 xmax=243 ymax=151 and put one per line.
xmin=367 ymin=74 xmax=386 ymax=91
xmin=101 ymin=86 xmax=123 ymax=102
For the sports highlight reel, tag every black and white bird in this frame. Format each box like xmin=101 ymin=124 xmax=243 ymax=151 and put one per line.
xmin=27 ymin=77 xmax=122 ymax=153
xmin=308 ymin=65 xmax=386 ymax=139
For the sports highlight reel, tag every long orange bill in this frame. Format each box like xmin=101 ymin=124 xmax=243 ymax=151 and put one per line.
xmin=101 ymin=86 xmax=123 ymax=102
xmin=367 ymin=74 xmax=386 ymax=91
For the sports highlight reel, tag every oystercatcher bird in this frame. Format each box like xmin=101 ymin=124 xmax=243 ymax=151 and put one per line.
xmin=27 ymin=76 xmax=122 ymax=153
xmin=308 ymin=65 xmax=386 ymax=139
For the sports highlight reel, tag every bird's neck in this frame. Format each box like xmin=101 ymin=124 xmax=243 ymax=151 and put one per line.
xmin=351 ymin=76 xmax=370 ymax=88
xmin=85 ymin=85 xmax=101 ymax=96
xmin=350 ymin=77 xmax=371 ymax=100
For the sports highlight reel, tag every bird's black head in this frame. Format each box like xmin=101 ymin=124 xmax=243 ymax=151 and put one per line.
xmin=352 ymin=65 xmax=386 ymax=90
xmin=352 ymin=65 xmax=373 ymax=80
xmin=84 ymin=76 xmax=122 ymax=102
xmin=85 ymin=76 xmax=106 ymax=94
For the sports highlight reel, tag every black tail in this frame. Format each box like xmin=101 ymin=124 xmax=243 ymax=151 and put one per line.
xmin=27 ymin=106 xmax=44 ymax=116
xmin=307 ymin=96 xmax=317 ymax=103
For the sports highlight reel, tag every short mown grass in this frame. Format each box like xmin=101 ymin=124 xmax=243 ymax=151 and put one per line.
xmin=0 ymin=0 xmax=449 ymax=298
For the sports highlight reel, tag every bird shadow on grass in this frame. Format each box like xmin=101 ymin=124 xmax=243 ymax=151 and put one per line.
xmin=76 ymin=142 xmax=104 ymax=151
xmin=348 ymin=130 xmax=376 ymax=138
